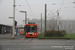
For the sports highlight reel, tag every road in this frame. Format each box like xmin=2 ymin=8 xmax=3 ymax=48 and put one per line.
xmin=0 ymin=34 xmax=75 ymax=50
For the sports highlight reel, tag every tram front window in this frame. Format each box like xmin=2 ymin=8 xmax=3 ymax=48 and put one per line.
xmin=26 ymin=26 xmax=36 ymax=32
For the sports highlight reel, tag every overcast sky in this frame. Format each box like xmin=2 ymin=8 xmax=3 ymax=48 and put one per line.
xmin=0 ymin=0 xmax=75 ymax=25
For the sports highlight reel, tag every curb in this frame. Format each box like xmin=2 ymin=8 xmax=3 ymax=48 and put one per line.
xmin=38 ymin=38 xmax=70 ymax=40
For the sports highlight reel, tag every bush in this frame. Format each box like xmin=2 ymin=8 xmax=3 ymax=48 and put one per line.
xmin=44 ymin=30 xmax=66 ymax=37
xmin=59 ymin=30 xmax=66 ymax=37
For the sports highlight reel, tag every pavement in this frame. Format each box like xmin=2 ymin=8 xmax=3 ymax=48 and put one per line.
xmin=0 ymin=33 xmax=25 ymax=40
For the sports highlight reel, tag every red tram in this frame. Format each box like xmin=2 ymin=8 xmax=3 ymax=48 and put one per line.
xmin=24 ymin=23 xmax=38 ymax=37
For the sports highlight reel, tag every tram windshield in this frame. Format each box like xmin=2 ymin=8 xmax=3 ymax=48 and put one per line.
xmin=26 ymin=26 xmax=37 ymax=32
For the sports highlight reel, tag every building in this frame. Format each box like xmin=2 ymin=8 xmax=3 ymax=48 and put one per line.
xmin=0 ymin=24 xmax=12 ymax=34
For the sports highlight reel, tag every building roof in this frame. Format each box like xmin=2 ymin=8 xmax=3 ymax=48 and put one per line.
xmin=0 ymin=24 xmax=12 ymax=27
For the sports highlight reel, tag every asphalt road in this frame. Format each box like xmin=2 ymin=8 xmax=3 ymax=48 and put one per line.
xmin=0 ymin=37 xmax=75 ymax=50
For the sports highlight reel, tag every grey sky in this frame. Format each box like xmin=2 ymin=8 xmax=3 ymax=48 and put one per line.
xmin=0 ymin=0 xmax=75 ymax=25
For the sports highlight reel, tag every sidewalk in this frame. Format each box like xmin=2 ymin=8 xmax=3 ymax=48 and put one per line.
xmin=0 ymin=33 xmax=25 ymax=40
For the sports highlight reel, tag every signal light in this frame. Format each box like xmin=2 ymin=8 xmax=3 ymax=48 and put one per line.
xmin=15 ymin=20 xmax=17 ymax=26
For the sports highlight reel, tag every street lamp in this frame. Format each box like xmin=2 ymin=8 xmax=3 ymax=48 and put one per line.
xmin=52 ymin=3 xmax=56 ymax=5
xmin=73 ymin=2 xmax=75 ymax=4
xmin=9 ymin=17 xmax=13 ymax=19
xmin=20 ymin=11 xmax=27 ymax=25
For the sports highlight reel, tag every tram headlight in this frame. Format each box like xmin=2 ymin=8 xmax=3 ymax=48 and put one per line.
xmin=26 ymin=33 xmax=27 ymax=34
xmin=35 ymin=33 xmax=36 ymax=35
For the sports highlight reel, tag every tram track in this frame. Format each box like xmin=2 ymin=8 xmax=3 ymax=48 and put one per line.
xmin=8 ymin=37 xmax=34 ymax=50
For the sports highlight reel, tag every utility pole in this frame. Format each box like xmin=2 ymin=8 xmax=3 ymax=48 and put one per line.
xmin=62 ymin=19 xmax=64 ymax=30
xmin=45 ymin=4 xmax=47 ymax=33
xmin=12 ymin=0 xmax=15 ymax=39
xmin=41 ymin=13 xmax=42 ymax=34
xmin=52 ymin=17 xmax=55 ymax=30
xmin=25 ymin=12 xmax=27 ymax=24
xmin=57 ymin=9 xmax=59 ymax=32
xmin=67 ymin=17 xmax=69 ymax=33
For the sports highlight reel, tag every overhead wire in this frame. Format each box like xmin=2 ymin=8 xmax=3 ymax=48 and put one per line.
xmin=25 ymin=0 xmax=35 ymax=17
xmin=48 ymin=0 xmax=65 ymax=14
xmin=15 ymin=7 xmax=20 ymax=12
xmin=60 ymin=0 xmax=65 ymax=9
xmin=60 ymin=0 xmax=62 ymax=3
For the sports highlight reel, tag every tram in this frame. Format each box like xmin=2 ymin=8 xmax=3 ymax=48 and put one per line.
xmin=20 ymin=27 xmax=24 ymax=35
xmin=24 ymin=22 xmax=38 ymax=37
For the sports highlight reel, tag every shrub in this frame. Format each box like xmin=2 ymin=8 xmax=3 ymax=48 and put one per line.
xmin=44 ymin=30 xmax=66 ymax=37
